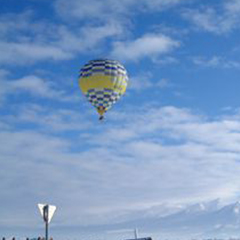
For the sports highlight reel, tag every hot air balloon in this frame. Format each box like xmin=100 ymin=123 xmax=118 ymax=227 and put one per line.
xmin=79 ymin=59 xmax=129 ymax=120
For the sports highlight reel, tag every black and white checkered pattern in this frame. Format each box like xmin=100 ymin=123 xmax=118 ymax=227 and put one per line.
xmin=86 ymin=88 xmax=122 ymax=110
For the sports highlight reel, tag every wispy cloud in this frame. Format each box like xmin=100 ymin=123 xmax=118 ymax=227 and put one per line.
xmin=54 ymin=0 xmax=187 ymax=22
xmin=183 ymin=0 xmax=240 ymax=34
xmin=224 ymin=0 xmax=240 ymax=15
xmin=192 ymin=56 xmax=240 ymax=69
xmin=0 ymin=11 xmax=125 ymax=65
xmin=0 ymin=73 xmax=77 ymax=103
xmin=1 ymin=105 xmax=240 ymax=227
xmin=0 ymin=42 xmax=73 ymax=64
xmin=111 ymin=34 xmax=180 ymax=61
xmin=0 ymin=0 xmax=187 ymax=65
xmin=8 ymin=103 xmax=92 ymax=132
xmin=0 ymin=11 xmax=73 ymax=64
xmin=56 ymin=21 xmax=125 ymax=53
xmin=129 ymin=72 xmax=172 ymax=91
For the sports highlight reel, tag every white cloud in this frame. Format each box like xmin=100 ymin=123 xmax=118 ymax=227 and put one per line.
xmin=9 ymin=104 xmax=93 ymax=132
xmin=54 ymin=0 xmax=186 ymax=22
xmin=129 ymin=73 xmax=154 ymax=90
xmin=0 ymin=42 xmax=72 ymax=64
xmin=224 ymin=0 xmax=240 ymax=14
xmin=1 ymin=105 xmax=240 ymax=227
xmin=0 ymin=74 xmax=76 ymax=102
xmin=156 ymin=78 xmax=171 ymax=88
xmin=0 ymin=11 xmax=125 ymax=65
xmin=153 ymin=56 xmax=179 ymax=65
xmin=55 ymin=22 xmax=125 ymax=53
xmin=0 ymin=11 xmax=73 ymax=64
xmin=129 ymin=72 xmax=172 ymax=91
xmin=111 ymin=34 xmax=180 ymax=61
xmin=0 ymin=1 xmax=186 ymax=65
xmin=79 ymin=22 xmax=125 ymax=50
xmin=193 ymin=56 xmax=240 ymax=69
xmin=11 ymin=76 xmax=70 ymax=99
xmin=183 ymin=0 xmax=240 ymax=34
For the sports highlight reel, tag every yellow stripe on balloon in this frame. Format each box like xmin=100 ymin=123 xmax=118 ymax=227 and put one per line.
xmin=79 ymin=75 xmax=127 ymax=95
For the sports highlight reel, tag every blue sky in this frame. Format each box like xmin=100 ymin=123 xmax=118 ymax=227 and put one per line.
xmin=1 ymin=0 xmax=240 ymax=238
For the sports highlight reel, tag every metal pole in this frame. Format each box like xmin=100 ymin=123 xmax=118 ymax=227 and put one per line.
xmin=43 ymin=205 xmax=49 ymax=240
xmin=134 ymin=228 xmax=138 ymax=239
xmin=45 ymin=221 xmax=48 ymax=240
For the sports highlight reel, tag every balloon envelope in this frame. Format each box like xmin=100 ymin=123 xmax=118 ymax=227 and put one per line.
xmin=79 ymin=59 xmax=128 ymax=118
